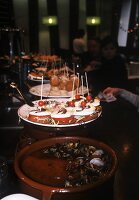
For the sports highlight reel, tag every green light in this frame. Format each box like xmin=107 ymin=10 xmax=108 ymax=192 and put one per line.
xmin=86 ymin=16 xmax=101 ymax=26
xmin=42 ymin=16 xmax=58 ymax=25
xmin=91 ymin=19 xmax=96 ymax=24
xmin=48 ymin=18 xmax=53 ymax=24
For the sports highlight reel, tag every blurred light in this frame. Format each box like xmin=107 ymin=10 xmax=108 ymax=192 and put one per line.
xmin=42 ymin=16 xmax=58 ymax=25
xmin=91 ymin=19 xmax=96 ymax=24
xmin=86 ymin=16 xmax=101 ymax=25
xmin=122 ymin=143 xmax=131 ymax=154
xmin=48 ymin=18 xmax=53 ymax=24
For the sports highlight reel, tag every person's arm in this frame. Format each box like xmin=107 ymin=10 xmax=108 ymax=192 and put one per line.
xmin=119 ymin=89 xmax=139 ymax=108
xmin=103 ymin=87 xmax=139 ymax=108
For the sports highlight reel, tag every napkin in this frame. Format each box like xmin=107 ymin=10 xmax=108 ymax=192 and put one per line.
xmin=97 ymin=92 xmax=117 ymax=102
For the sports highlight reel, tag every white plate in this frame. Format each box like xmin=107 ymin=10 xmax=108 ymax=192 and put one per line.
xmin=29 ymin=83 xmax=88 ymax=98
xmin=18 ymin=99 xmax=101 ymax=128
xmin=1 ymin=193 xmax=38 ymax=200
xmin=28 ymin=75 xmax=50 ymax=83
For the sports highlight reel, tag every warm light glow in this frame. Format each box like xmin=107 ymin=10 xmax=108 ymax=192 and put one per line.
xmin=86 ymin=16 xmax=101 ymax=25
xmin=91 ymin=19 xmax=96 ymax=24
xmin=48 ymin=18 xmax=53 ymax=24
xmin=42 ymin=16 xmax=58 ymax=25
xmin=122 ymin=143 xmax=131 ymax=154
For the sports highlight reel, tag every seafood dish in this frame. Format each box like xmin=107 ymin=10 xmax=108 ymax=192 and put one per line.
xmin=21 ymin=140 xmax=113 ymax=187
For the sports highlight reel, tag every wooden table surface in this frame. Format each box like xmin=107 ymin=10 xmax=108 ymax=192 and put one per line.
xmin=1 ymin=92 xmax=139 ymax=200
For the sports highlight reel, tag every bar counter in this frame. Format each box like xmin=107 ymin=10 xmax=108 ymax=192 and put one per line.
xmin=1 ymin=92 xmax=139 ymax=200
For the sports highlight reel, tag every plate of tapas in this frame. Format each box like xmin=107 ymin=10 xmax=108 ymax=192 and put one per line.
xmin=18 ymin=95 xmax=102 ymax=128
xmin=29 ymin=83 xmax=88 ymax=98
xmin=28 ymin=73 xmax=50 ymax=83
xmin=28 ymin=65 xmax=73 ymax=83
xmin=28 ymin=66 xmax=49 ymax=82
xmin=32 ymin=54 xmax=61 ymax=62
xmin=29 ymin=70 xmax=89 ymax=98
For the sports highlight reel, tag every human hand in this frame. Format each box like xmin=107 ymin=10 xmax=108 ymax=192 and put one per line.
xmin=90 ymin=60 xmax=101 ymax=69
xmin=84 ymin=65 xmax=93 ymax=72
xmin=84 ymin=60 xmax=101 ymax=72
xmin=103 ymin=87 xmax=123 ymax=96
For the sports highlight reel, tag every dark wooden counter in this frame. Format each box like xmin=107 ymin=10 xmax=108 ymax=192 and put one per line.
xmin=1 ymin=94 xmax=139 ymax=200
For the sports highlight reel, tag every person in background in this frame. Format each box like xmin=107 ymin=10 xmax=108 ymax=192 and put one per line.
xmin=82 ymin=35 xmax=128 ymax=95
xmin=91 ymin=35 xmax=128 ymax=93
xmin=103 ymin=87 xmax=139 ymax=110
xmin=72 ymin=29 xmax=86 ymax=64
xmin=80 ymin=37 xmax=101 ymax=94
xmin=82 ymin=37 xmax=101 ymax=72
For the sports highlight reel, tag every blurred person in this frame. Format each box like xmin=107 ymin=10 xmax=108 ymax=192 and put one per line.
xmin=91 ymin=35 xmax=128 ymax=93
xmin=79 ymin=37 xmax=101 ymax=94
xmin=103 ymin=87 xmax=139 ymax=110
xmin=72 ymin=29 xmax=86 ymax=63
xmin=82 ymin=37 xmax=101 ymax=72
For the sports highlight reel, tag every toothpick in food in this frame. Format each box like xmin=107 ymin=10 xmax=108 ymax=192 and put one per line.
xmin=40 ymin=76 xmax=44 ymax=100
xmin=85 ymin=72 xmax=89 ymax=96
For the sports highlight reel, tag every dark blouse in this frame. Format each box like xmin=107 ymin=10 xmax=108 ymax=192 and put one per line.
xmin=87 ymin=55 xmax=128 ymax=93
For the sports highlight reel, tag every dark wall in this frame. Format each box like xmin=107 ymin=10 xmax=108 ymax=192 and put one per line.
xmin=0 ymin=0 xmax=15 ymax=55
xmin=28 ymin=0 xmax=39 ymax=53
xmin=0 ymin=0 xmax=126 ymax=56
